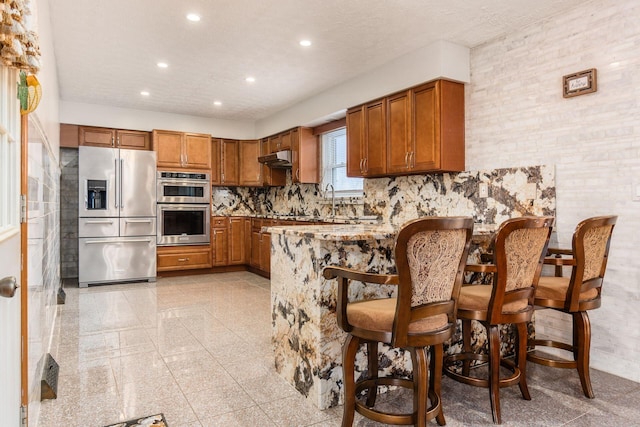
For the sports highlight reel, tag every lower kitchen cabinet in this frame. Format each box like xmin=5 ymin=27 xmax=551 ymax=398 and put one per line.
xmin=228 ymin=217 xmax=246 ymax=265
xmin=157 ymin=245 xmax=212 ymax=271
xmin=211 ymin=217 xmax=229 ymax=266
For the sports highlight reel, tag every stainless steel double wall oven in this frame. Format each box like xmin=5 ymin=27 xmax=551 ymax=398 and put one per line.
xmin=156 ymin=171 xmax=211 ymax=246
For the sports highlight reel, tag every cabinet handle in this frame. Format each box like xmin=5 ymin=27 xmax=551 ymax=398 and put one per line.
xmin=363 ymin=158 xmax=368 ymax=173
xmin=404 ymin=152 xmax=410 ymax=169
xmin=116 ymin=136 xmax=120 ymax=147
xmin=410 ymin=151 xmax=415 ymax=168
xmin=111 ymin=136 xmax=115 ymax=147
xmin=359 ymin=158 xmax=364 ymax=174
xmin=178 ymin=258 xmax=190 ymax=262
xmin=296 ymin=169 xmax=300 ymax=181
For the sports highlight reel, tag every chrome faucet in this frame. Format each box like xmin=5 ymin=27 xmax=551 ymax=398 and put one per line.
xmin=325 ymin=183 xmax=336 ymax=217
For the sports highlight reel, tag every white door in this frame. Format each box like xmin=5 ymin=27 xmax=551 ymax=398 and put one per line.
xmin=0 ymin=66 xmax=22 ymax=427
xmin=0 ymin=233 xmax=22 ymax=426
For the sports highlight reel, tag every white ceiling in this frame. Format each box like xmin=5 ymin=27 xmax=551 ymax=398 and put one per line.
xmin=50 ymin=0 xmax=586 ymax=122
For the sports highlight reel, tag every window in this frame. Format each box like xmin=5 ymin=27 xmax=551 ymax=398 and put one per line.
xmin=0 ymin=65 xmax=20 ymax=239
xmin=321 ymin=127 xmax=363 ymax=197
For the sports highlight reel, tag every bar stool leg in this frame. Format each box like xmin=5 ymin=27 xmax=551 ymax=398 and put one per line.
xmin=462 ymin=319 xmax=472 ymax=376
xmin=342 ymin=335 xmax=360 ymax=427
xmin=365 ymin=341 xmax=378 ymax=407
xmin=488 ymin=324 xmax=502 ymax=424
xmin=574 ymin=311 xmax=594 ymax=398
xmin=431 ymin=344 xmax=446 ymax=426
xmin=516 ymin=322 xmax=531 ymax=400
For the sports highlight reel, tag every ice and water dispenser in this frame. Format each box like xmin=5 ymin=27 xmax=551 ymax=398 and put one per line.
xmin=86 ymin=179 xmax=106 ymax=210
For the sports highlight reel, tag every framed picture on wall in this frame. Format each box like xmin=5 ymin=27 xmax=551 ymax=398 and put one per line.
xmin=563 ymin=68 xmax=597 ymax=98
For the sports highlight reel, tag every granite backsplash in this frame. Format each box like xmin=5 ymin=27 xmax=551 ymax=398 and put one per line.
xmin=211 ymin=165 xmax=556 ymax=225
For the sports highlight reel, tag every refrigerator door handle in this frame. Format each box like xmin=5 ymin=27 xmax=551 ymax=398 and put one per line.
xmin=120 ymin=158 xmax=124 ymax=209
xmin=124 ymin=219 xmax=152 ymax=223
xmin=84 ymin=179 xmax=88 ymax=209
xmin=85 ymin=220 xmax=114 ymax=224
xmin=83 ymin=238 xmax=153 ymax=245
xmin=114 ymin=158 xmax=119 ymax=208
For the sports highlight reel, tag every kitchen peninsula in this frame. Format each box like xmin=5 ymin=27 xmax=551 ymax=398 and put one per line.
xmin=267 ymin=218 xmax=541 ymax=410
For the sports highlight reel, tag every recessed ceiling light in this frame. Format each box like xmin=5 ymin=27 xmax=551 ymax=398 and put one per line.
xmin=140 ymin=91 xmax=150 ymax=96
xmin=157 ymin=62 xmax=168 ymax=68
xmin=299 ymin=40 xmax=312 ymax=47
xmin=245 ymin=76 xmax=256 ymax=83
xmin=213 ymin=101 xmax=222 ymax=106
xmin=186 ymin=13 xmax=201 ymax=22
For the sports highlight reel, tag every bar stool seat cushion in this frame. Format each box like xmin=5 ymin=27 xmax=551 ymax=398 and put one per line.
xmin=536 ymin=276 xmax=598 ymax=302
xmin=347 ymin=298 xmax=448 ymax=333
xmin=458 ymin=285 xmax=528 ymax=313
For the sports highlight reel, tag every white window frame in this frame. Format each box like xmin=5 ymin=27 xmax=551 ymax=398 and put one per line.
xmin=0 ymin=66 xmax=20 ymax=241
xmin=321 ymin=127 xmax=363 ymax=198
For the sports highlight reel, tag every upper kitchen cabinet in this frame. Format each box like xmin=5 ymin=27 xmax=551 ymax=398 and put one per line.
xmin=347 ymin=79 xmax=465 ymax=177
xmin=221 ymin=139 xmax=239 ymax=185
xmin=261 ymin=138 xmax=286 ymax=186
xmin=414 ymin=80 xmax=465 ymax=172
xmin=153 ymin=130 xmax=211 ymax=170
xmin=394 ymin=79 xmax=465 ymax=173
xmin=291 ymin=127 xmax=319 ymax=184
xmin=79 ymin=126 xmax=151 ymax=150
xmin=60 ymin=123 xmax=79 ymax=148
xmin=239 ymin=139 xmax=262 ymax=186
xmin=346 ymin=98 xmax=387 ymax=177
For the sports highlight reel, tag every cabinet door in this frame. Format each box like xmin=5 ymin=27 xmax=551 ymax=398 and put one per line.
xmin=157 ymin=245 xmax=212 ymax=271
xmin=221 ymin=139 xmax=239 ymax=185
xmin=211 ymin=138 xmax=221 ymax=185
xmin=363 ymin=99 xmax=386 ymax=176
xmin=212 ymin=227 xmax=228 ymax=266
xmin=269 ymin=135 xmax=281 ymax=153
xmin=184 ymin=133 xmax=212 ymax=170
xmin=117 ymin=130 xmax=151 ymax=150
xmin=386 ymin=90 xmax=412 ymax=174
xmin=292 ymin=127 xmax=319 ymax=184
xmin=279 ymin=131 xmax=292 ymax=150
xmin=346 ymin=106 xmax=364 ymax=177
xmin=260 ymin=231 xmax=271 ymax=273
xmin=228 ymin=217 xmax=245 ymax=265
xmin=153 ymin=130 xmax=184 ymax=168
xmin=239 ymin=140 xmax=262 ymax=186
xmin=250 ymin=230 xmax=261 ymax=268
xmin=79 ymin=126 xmax=116 ymax=148
xmin=411 ymin=82 xmax=439 ymax=171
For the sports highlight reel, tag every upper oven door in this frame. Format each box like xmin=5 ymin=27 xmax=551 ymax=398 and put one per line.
xmin=157 ymin=178 xmax=210 ymax=204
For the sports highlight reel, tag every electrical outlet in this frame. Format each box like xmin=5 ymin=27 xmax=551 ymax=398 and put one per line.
xmin=478 ymin=183 xmax=489 ymax=198
xmin=525 ymin=183 xmax=537 ymax=200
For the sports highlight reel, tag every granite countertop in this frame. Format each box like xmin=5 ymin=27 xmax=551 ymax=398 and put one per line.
xmin=213 ymin=212 xmax=382 ymax=225
xmin=266 ymin=222 xmax=497 ymax=242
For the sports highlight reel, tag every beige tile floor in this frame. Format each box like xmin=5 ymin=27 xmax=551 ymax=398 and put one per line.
xmin=39 ymin=272 xmax=640 ymax=426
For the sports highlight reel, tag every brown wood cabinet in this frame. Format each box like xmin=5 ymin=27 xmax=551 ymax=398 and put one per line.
xmin=153 ymin=130 xmax=211 ymax=170
xmin=250 ymin=219 xmax=262 ymax=268
xmin=211 ymin=138 xmax=221 ymax=185
xmin=260 ymin=138 xmax=286 ymax=186
xmin=279 ymin=131 xmax=292 ymax=150
xmin=228 ymin=217 xmax=245 ymax=265
xmin=157 ymin=245 xmax=212 ymax=271
xmin=291 ymin=127 xmax=319 ymax=184
xmin=347 ymin=79 xmax=465 ymax=177
xmin=220 ymin=139 xmax=239 ymax=185
xmin=346 ymin=99 xmax=386 ymax=177
xmin=78 ymin=126 xmax=151 ymax=150
xmin=239 ymin=140 xmax=262 ymax=186
xmin=60 ymin=124 xmax=79 ymax=148
xmin=211 ymin=217 xmax=229 ymax=266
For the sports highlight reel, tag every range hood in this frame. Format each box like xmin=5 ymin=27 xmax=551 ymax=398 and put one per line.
xmin=258 ymin=150 xmax=292 ymax=168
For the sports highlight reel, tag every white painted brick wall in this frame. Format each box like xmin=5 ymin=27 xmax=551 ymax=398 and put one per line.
xmin=466 ymin=0 xmax=640 ymax=382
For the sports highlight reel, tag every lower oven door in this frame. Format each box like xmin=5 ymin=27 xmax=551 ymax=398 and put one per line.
xmin=157 ymin=204 xmax=210 ymax=246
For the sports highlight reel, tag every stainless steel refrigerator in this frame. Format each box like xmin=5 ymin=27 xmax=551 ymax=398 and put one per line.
xmin=78 ymin=146 xmax=157 ymax=287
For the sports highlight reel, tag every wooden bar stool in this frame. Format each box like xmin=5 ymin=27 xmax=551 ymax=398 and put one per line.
xmin=528 ymin=215 xmax=617 ymax=398
xmin=323 ymin=216 xmax=474 ymax=426
xmin=444 ymin=216 xmax=554 ymax=424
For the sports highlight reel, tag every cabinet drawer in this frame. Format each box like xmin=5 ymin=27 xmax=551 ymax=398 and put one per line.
xmin=211 ymin=217 xmax=228 ymax=227
xmin=157 ymin=246 xmax=212 ymax=271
